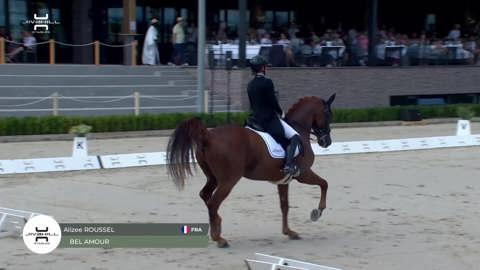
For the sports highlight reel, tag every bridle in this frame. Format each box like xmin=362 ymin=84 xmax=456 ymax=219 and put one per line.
xmin=289 ymin=106 xmax=331 ymax=141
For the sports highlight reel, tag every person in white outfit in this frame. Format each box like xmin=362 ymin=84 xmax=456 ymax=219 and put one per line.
xmin=142 ymin=18 xmax=160 ymax=65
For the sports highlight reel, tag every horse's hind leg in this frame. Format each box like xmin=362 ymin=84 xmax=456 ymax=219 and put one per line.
xmin=296 ymin=169 xmax=328 ymax=221
xmin=207 ymin=178 xmax=239 ymax=248
xmin=198 ymin=160 xmax=217 ymax=204
xmin=278 ymin=184 xmax=300 ymax=240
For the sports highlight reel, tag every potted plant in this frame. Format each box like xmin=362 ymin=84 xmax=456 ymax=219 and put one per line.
xmin=69 ymin=124 xmax=92 ymax=157
xmin=456 ymin=107 xmax=474 ymax=136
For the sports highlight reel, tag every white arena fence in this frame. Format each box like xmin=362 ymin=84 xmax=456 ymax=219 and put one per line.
xmin=0 ymin=130 xmax=478 ymax=175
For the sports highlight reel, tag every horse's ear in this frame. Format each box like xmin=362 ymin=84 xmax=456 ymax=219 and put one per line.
xmin=326 ymin=93 xmax=336 ymax=106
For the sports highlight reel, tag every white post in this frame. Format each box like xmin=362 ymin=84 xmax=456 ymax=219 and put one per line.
xmin=456 ymin=119 xmax=471 ymax=136
xmin=134 ymin=91 xmax=140 ymax=116
xmin=204 ymin=90 xmax=209 ymax=113
xmin=72 ymin=137 xmax=88 ymax=157
xmin=52 ymin=92 xmax=59 ymax=116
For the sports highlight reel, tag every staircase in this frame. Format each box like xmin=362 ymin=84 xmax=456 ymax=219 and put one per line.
xmin=0 ymin=64 xmax=238 ymax=117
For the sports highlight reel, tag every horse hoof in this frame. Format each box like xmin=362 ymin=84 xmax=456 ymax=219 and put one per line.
xmin=289 ymin=233 xmax=301 ymax=240
xmin=217 ymin=239 xmax=230 ymax=248
xmin=310 ymin=208 xmax=323 ymax=221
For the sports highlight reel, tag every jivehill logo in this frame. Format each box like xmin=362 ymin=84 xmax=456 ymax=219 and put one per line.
xmin=23 ymin=11 xmax=60 ymax=34
xmin=23 ymin=215 xmax=62 ymax=254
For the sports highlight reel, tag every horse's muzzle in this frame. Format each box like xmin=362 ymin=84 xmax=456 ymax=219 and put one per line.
xmin=318 ymin=135 xmax=332 ymax=148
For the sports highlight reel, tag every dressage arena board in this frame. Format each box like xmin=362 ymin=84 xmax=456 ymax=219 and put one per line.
xmin=0 ymin=208 xmax=42 ymax=238
xmin=0 ymin=134 xmax=478 ymax=175
xmin=245 ymin=253 xmax=343 ymax=270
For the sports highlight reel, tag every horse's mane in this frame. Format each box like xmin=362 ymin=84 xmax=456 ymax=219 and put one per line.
xmin=285 ymin=96 xmax=323 ymax=119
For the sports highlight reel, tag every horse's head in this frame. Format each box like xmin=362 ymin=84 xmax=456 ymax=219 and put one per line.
xmin=312 ymin=94 xmax=335 ymax=148
xmin=286 ymin=94 xmax=336 ymax=148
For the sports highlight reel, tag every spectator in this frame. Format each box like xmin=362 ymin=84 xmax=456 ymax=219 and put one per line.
xmin=260 ymin=33 xmax=272 ymax=45
xmin=447 ymin=24 xmax=461 ymax=41
xmin=463 ymin=35 xmax=480 ymax=64
xmin=248 ymin=32 xmax=259 ymax=44
xmin=288 ymin=21 xmax=300 ymax=39
xmin=7 ymin=30 xmax=36 ymax=63
xmin=186 ymin=22 xmax=198 ymax=43
xmin=169 ymin=17 xmax=187 ymax=66
xmin=277 ymin=33 xmax=296 ymax=66
xmin=141 ymin=17 xmax=160 ymax=65
xmin=356 ymin=32 xmax=369 ymax=66
xmin=216 ymin=21 xmax=228 ymax=42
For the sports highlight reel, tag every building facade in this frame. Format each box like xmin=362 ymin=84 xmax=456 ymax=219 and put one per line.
xmin=1 ymin=0 xmax=479 ymax=64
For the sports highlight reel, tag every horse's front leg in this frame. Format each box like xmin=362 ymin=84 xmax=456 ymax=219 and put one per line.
xmin=296 ymin=169 xmax=328 ymax=221
xmin=277 ymin=184 xmax=300 ymax=239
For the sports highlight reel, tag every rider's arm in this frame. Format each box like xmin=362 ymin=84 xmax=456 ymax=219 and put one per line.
xmin=266 ymin=80 xmax=283 ymax=115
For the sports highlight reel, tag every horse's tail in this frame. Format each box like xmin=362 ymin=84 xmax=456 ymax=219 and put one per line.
xmin=166 ymin=117 xmax=209 ymax=190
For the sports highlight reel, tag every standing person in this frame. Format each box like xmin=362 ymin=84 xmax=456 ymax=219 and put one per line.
xmin=246 ymin=55 xmax=301 ymax=177
xmin=169 ymin=17 xmax=187 ymax=66
xmin=142 ymin=17 xmax=160 ymax=65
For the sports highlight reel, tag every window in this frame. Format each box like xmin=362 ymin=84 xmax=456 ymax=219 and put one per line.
xmin=8 ymin=0 xmax=27 ymax=40
xmin=0 ymin=0 xmax=6 ymax=26
xmin=275 ymin=11 xmax=288 ymax=28
xmin=107 ymin=8 xmax=122 ymax=43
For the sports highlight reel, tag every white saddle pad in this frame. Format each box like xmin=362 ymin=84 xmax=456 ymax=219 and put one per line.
xmin=246 ymin=127 xmax=300 ymax=159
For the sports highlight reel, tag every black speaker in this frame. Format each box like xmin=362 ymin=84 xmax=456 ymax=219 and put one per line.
xmin=268 ymin=45 xmax=286 ymax=67
xmin=401 ymin=109 xmax=422 ymax=121
xmin=225 ymin=51 xmax=233 ymax=70
xmin=208 ymin=50 xmax=215 ymax=69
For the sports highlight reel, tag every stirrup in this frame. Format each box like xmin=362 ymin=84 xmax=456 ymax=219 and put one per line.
xmin=281 ymin=164 xmax=300 ymax=177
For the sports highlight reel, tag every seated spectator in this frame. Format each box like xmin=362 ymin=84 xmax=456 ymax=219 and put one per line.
xmin=248 ymin=32 xmax=259 ymax=45
xmin=463 ymin=36 xmax=480 ymax=64
xmin=356 ymin=32 xmax=369 ymax=66
xmin=288 ymin=21 xmax=300 ymax=39
xmin=290 ymin=35 xmax=304 ymax=55
xmin=277 ymin=33 xmax=296 ymax=66
xmin=260 ymin=33 xmax=272 ymax=45
xmin=311 ymin=31 xmax=321 ymax=44
xmin=429 ymin=39 xmax=449 ymax=63
xmin=7 ymin=31 xmax=36 ymax=63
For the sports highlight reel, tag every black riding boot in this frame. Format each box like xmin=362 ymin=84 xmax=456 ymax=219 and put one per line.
xmin=281 ymin=135 xmax=301 ymax=177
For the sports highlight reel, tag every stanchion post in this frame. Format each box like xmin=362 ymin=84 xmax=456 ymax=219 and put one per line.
xmin=225 ymin=51 xmax=233 ymax=123
xmin=208 ymin=50 xmax=215 ymax=114
xmin=134 ymin=91 xmax=140 ymax=116
xmin=52 ymin=92 xmax=59 ymax=116
xmin=49 ymin=39 xmax=55 ymax=64
xmin=94 ymin=41 xmax=100 ymax=65
xmin=0 ymin=37 xmax=5 ymax=64
xmin=131 ymin=40 xmax=137 ymax=66
xmin=204 ymin=90 xmax=209 ymax=113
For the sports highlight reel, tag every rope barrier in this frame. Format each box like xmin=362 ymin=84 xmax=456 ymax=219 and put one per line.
xmin=58 ymin=95 xmax=133 ymax=103
xmin=99 ymin=42 xmax=133 ymax=48
xmin=55 ymin=41 xmax=96 ymax=47
xmin=4 ymin=39 xmax=132 ymax=47
xmin=4 ymin=39 xmax=50 ymax=45
xmin=0 ymin=93 xmax=198 ymax=109
xmin=142 ymin=95 xmax=196 ymax=101
xmin=0 ymin=95 xmax=54 ymax=107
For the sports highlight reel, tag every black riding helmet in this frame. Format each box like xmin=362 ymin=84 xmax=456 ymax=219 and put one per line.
xmin=250 ymin=55 xmax=268 ymax=74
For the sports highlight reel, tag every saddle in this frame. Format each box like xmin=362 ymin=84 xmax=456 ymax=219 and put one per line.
xmin=245 ymin=117 xmax=302 ymax=159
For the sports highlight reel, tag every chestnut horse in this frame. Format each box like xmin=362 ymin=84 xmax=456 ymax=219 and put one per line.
xmin=167 ymin=94 xmax=335 ymax=247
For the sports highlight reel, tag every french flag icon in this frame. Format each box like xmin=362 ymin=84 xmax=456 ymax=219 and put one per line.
xmin=181 ymin=225 xmax=190 ymax=235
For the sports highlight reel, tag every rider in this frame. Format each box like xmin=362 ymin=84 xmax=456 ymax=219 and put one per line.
xmin=247 ymin=55 xmax=301 ymax=176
